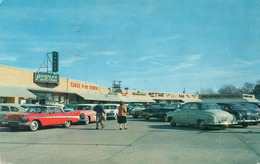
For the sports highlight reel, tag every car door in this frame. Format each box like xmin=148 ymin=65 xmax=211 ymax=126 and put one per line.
xmin=0 ymin=105 xmax=10 ymax=124
xmin=186 ymin=103 xmax=199 ymax=124
xmin=176 ymin=104 xmax=189 ymax=124
xmin=51 ymin=107 xmax=65 ymax=125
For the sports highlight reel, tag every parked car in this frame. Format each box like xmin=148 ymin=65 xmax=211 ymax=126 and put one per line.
xmin=239 ymin=102 xmax=260 ymax=123
xmin=53 ymin=104 xmax=75 ymax=112
xmin=127 ymin=103 xmax=144 ymax=114
xmin=217 ymin=102 xmax=258 ymax=127
xmin=20 ymin=104 xmax=39 ymax=112
xmin=104 ymin=104 xmax=119 ymax=120
xmin=0 ymin=103 xmax=26 ymax=127
xmin=131 ymin=104 xmax=150 ymax=118
xmin=141 ymin=103 xmax=179 ymax=121
xmin=74 ymin=104 xmax=97 ymax=124
xmin=167 ymin=102 xmax=236 ymax=130
xmin=2 ymin=105 xmax=80 ymax=131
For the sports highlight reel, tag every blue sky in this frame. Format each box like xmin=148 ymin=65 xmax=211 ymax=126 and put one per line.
xmin=0 ymin=0 xmax=260 ymax=94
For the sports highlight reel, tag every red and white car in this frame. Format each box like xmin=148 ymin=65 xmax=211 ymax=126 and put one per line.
xmin=74 ymin=104 xmax=97 ymax=124
xmin=2 ymin=105 xmax=80 ymax=131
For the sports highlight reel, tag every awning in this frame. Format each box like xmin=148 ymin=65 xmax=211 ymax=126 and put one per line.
xmin=76 ymin=92 xmax=155 ymax=103
xmin=27 ymin=86 xmax=75 ymax=94
xmin=76 ymin=92 xmax=111 ymax=101
xmin=119 ymin=96 xmax=155 ymax=103
xmin=0 ymin=84 xmax=36 ymax=98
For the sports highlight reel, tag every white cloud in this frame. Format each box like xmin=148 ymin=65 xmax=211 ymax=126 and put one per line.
xmin=0 ymin=55 xmax=17 ymax=61
xmin=137 ymin=55 xmax=164 ymax=61
xmin=60 ymin=54 xmax=88 ymax=67
xmin=184 ymin=54 xmax=204 ymax=61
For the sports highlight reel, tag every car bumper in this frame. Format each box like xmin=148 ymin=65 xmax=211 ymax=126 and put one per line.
xmin=106 ymin=114 xmax=116 ymax=119
xmin=208 ymin=121 xmax=237 ymax=126
xmin=236 ymin=119 xmax=257 ymax=124
xmin=2 ymin=121 xmax=31 ymax=127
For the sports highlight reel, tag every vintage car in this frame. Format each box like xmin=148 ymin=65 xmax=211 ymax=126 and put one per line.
xmin=141 ymin=103 xmax=180 ymax=121
xmin=127 ymin=103 xmax=144 ymax=114
xmin=104 ymin=104 xmax=119 ymax=120
xmin=2 ymin=105 xmax=80 ymax=131
xmin=20 ymin=104 xmax=39 ymax=112
xmin=236 ymin=102 xmax=260 ymax=123
xmin=131 ymin=104 xmax=150 ymax=118
xmin=217 ymin=102 xmax=258 ymax=127
xmin=0 ymin=103 xmax=26 ymax=127
xmin=166 ymin=102 xmax=237 ymax=130
xmin=74 ymin=104 xmax=97 ymax=124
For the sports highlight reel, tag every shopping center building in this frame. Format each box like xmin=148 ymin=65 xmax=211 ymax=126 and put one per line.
xmin=0 ymin=64 xmax=202 ymax=105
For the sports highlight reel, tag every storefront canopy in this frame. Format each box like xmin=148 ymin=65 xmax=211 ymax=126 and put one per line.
xmin=76 ymin=92 xmax=112 ymax=101
xmin=76 ymin=92 xmax=155 ymax=103
xmin=0 ymin=84 xmax=36 ymax=98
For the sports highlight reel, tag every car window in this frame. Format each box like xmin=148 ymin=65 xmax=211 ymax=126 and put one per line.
xmin=28 ymin=107 xmax=46 ymax=113
xmin=55 ymin=107 xmax=63 ymax=113
xmin=0 ymin=106 xmax=10 ymax=112
xmin=242 ymin=104 xmax=259 ymax=110
xmin=104 ymin=105 xmax=118 ymax=110
xmin=231 ymin=105 xmax=246 ymax=110
xmin=10 ymin=107 xmax=19 ymax=112
xmin=202 ymin=104 xmax=221 ymax=110
xmin=75 ymin=105 xmax=92 ymax=110
xmin=190 ymin=104 xmax=199 ymax=110
xmin=182 ymin=104 xmax=190 ymax=110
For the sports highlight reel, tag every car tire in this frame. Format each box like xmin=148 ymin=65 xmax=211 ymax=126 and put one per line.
xmin=144 ymin=115 xmax=150 ymax=120
xmin=29 ymin=120 xmax=39 ymax=131
xmin=170 ymin=119 xmax=176 ymax=126
xmin=64 ymin=120 xmax=71 ymax=128
xmin=84 ymin=117 xmax=90 ymax=125
xmin=198 ymin=120 xmax=207 ymax=130
xmin=161 ymin=115 xmax=167 ymax=122
xmin=242 ymin=124 xmax=248 ymax=128
xmin=133 ymin=115 xmax=138 ymax=118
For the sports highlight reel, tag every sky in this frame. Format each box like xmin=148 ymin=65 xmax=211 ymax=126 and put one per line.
xmin=0 ymin=0 xmax=260 ymax=94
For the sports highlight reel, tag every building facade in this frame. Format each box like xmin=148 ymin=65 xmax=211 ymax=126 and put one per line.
xmin=0 ymin=64 xmax=258 ymax=105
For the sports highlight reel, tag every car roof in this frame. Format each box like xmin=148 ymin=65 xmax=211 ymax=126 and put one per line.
xmin=0 ymin=103 xmax=25 ymax=107
xmin=76 ymin=104 xmax=97 ymax=106
xmin=104 ymin=104 xmax=119 ymax=106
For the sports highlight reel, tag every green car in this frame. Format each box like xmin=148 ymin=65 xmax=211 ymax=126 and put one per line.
xmin=0 ymin=103 xmax=26 ymax=127
xmin=166 ymin=102 xmax=237 ymax=130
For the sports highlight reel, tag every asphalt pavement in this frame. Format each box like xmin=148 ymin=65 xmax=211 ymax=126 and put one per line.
xmin=0 ymin=115 xmax=260 ymax=164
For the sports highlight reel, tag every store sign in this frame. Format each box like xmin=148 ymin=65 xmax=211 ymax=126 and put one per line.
xmin=34 ymin=72 xmax=59 ymax=84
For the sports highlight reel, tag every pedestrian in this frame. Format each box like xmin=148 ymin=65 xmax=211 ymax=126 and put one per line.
xmin=93 ymin=102 xmax=106 ymax=130
xmin=117 ymin=101 xmax=127 ymax=130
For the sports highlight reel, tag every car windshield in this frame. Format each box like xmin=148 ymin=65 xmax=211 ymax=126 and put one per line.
xmin=75 ymin=106 xmax=92 ymax=110
xmin=104 ymin=105 xmax=118 ymax=110
xmin=27 ymin=107 xmax=47 ymax=113
xmin=231 ymin=104 xmax=247 ymax=111
xmin=242 ymin=103 xmax=260 ymax=110
xmin=202 ymin=104 xmax=221 ymax=110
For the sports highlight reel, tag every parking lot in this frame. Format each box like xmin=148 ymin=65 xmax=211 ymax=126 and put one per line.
xmin=0 ymin=116 xmax=260 ymax=164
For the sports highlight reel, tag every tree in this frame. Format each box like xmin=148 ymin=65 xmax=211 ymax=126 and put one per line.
xmin=218 ymin=85 xmax=240 ymax=94
xmin=240 ymin=82 xmax=255 ymax=94
xmin=197 ymin=88 xmax=216 ymax=94
xmin=256 ymin=79 xmax=260 ymax=85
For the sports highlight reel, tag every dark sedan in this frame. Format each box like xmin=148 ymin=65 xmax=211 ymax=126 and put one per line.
xmin=239 ymin=102 xmax=260 ymax=123
xmin=141 ymin=103 xmax=180 ymax=121
xmin=217 ymin=102 xmax=258 ymax=127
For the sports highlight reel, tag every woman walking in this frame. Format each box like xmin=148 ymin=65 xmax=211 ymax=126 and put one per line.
xmin=117 ymin=101 xmax=127 ymax=130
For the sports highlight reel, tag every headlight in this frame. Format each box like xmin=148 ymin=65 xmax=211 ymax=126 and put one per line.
xmin=4 ymin=115 xmax=7 ymax=121
xmin=80 ymin=113 xmax=85 ymax=119
xmin=20 ymin=115 xmax=28 ymax=121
